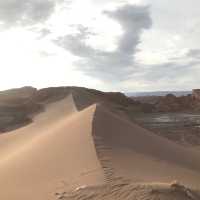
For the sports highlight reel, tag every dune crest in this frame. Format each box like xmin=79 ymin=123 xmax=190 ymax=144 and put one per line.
xmin=0 ymin=93 xmax=199 ymax=200
xmin=0 ymin=95 xmax=104 ymax=200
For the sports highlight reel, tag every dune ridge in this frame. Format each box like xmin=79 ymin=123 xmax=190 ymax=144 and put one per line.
xmin=0 ymin=95 xmax=104 ymax=200
xmin=0 ymin=93 xmax=199 ymax=200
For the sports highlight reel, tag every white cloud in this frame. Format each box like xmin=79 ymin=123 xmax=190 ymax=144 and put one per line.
xmin=0 ymin=0 xmax=57 ymax=27
xmin=0 ymin=28 xmax=100 ymax=91
xmin=55 ymin=4 xmax=152 ymax=81
xmin=0 ymin=0 xmax=200 ymax=92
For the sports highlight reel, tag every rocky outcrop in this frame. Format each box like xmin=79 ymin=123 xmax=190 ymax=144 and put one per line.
xmin=154 ymin=91 xmax=200 ymax=112
xmin=0 ymin=86 xmax=150 ymax=133
xmin=155 ymin=94 xmax=192 ymax=112
xmin=192 ymin=89 xmax=200 ymax=101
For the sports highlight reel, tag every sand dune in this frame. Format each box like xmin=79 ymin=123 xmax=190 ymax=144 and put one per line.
xmin=62 ymin=179 xmax=200 ymax=200
xmin=0 ymin=95 xmax=104 ymax=200
xmin=0 ymin=93 xmax=200 ymax=200
xmin=93 ymin=105 xmax=200 ymax=187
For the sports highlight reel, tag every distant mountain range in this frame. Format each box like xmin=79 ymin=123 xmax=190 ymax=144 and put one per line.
xmin=126 ymin=91 xmax=192 ymax=97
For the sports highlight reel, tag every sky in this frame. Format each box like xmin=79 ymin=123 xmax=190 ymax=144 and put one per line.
xmin=0 ymin=0 xmax=199 ymax=92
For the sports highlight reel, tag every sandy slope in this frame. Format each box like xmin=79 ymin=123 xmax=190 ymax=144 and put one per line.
xmin=93 ymin=105 xmax=200 ymax=188
xmin=62 ymin=179 xmax=200 ymax=200
xmin=0 ymin=94 xmax=200 ymax=200
xmin=0 ymin=95 xmax=104 ymax=200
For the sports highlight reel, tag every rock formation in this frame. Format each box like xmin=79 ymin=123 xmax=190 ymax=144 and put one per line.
xmin=192 ymin=89 xmax=200 ymax=101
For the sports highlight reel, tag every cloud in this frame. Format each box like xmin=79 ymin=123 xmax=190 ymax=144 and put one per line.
xmin=127 ymin=52 xmax=200 ymax=91
xmin=55 ymin=4 xmax=152 ymax=81
xmin=187 ymin=49 xmax=200 ymax=59
xmin=55 ymin=25 xmax=96 ymax=57
xmin=143 ymin=61 xmax=199 ymax=81
xmin=38 ymin=28 xmax=52 ymax=38
xmin=0 ymin=0 xmax=62 ymax=27
xmin=104 ymin=5 xmax=151 ymax=55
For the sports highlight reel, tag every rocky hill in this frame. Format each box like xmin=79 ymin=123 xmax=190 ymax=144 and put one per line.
xmin=0 ymin=86 xmax=154 ymax=133
xmin=155 ymin=93 xmax=200 ymax=112
xmin=132 ymin=90 xmax=200 ymax=113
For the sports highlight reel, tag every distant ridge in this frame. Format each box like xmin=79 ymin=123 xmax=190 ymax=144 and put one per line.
xmin=126 ymin=91 xmax=192 ymax=97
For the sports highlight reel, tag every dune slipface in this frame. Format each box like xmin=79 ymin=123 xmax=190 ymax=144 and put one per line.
xmin=0 ymin=93 xmax=200 ymax=200
xmin=93 ymin=105 xmax=200 ymax=187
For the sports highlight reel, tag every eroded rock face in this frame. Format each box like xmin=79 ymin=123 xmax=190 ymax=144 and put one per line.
xmin=192 ymin=89 xmax=200 ymax=101
xmin=0 ymin=87 xmax=43 ymax=133
xmin=155 ymin=94 xmax=192 ymax=112
xmin=1 ymin=86 xmax=200 ymax=134
xmin=0 ymin=86 xmax=143 ymax=133
xmin=154 ymin=92 xmax=200 ymax=112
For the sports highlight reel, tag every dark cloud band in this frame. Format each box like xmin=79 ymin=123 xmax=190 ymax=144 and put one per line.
xmin=55 ymin=4 xmax=152 ymax=81
xmin=0 ymin=0 xmax=63 ymax=27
